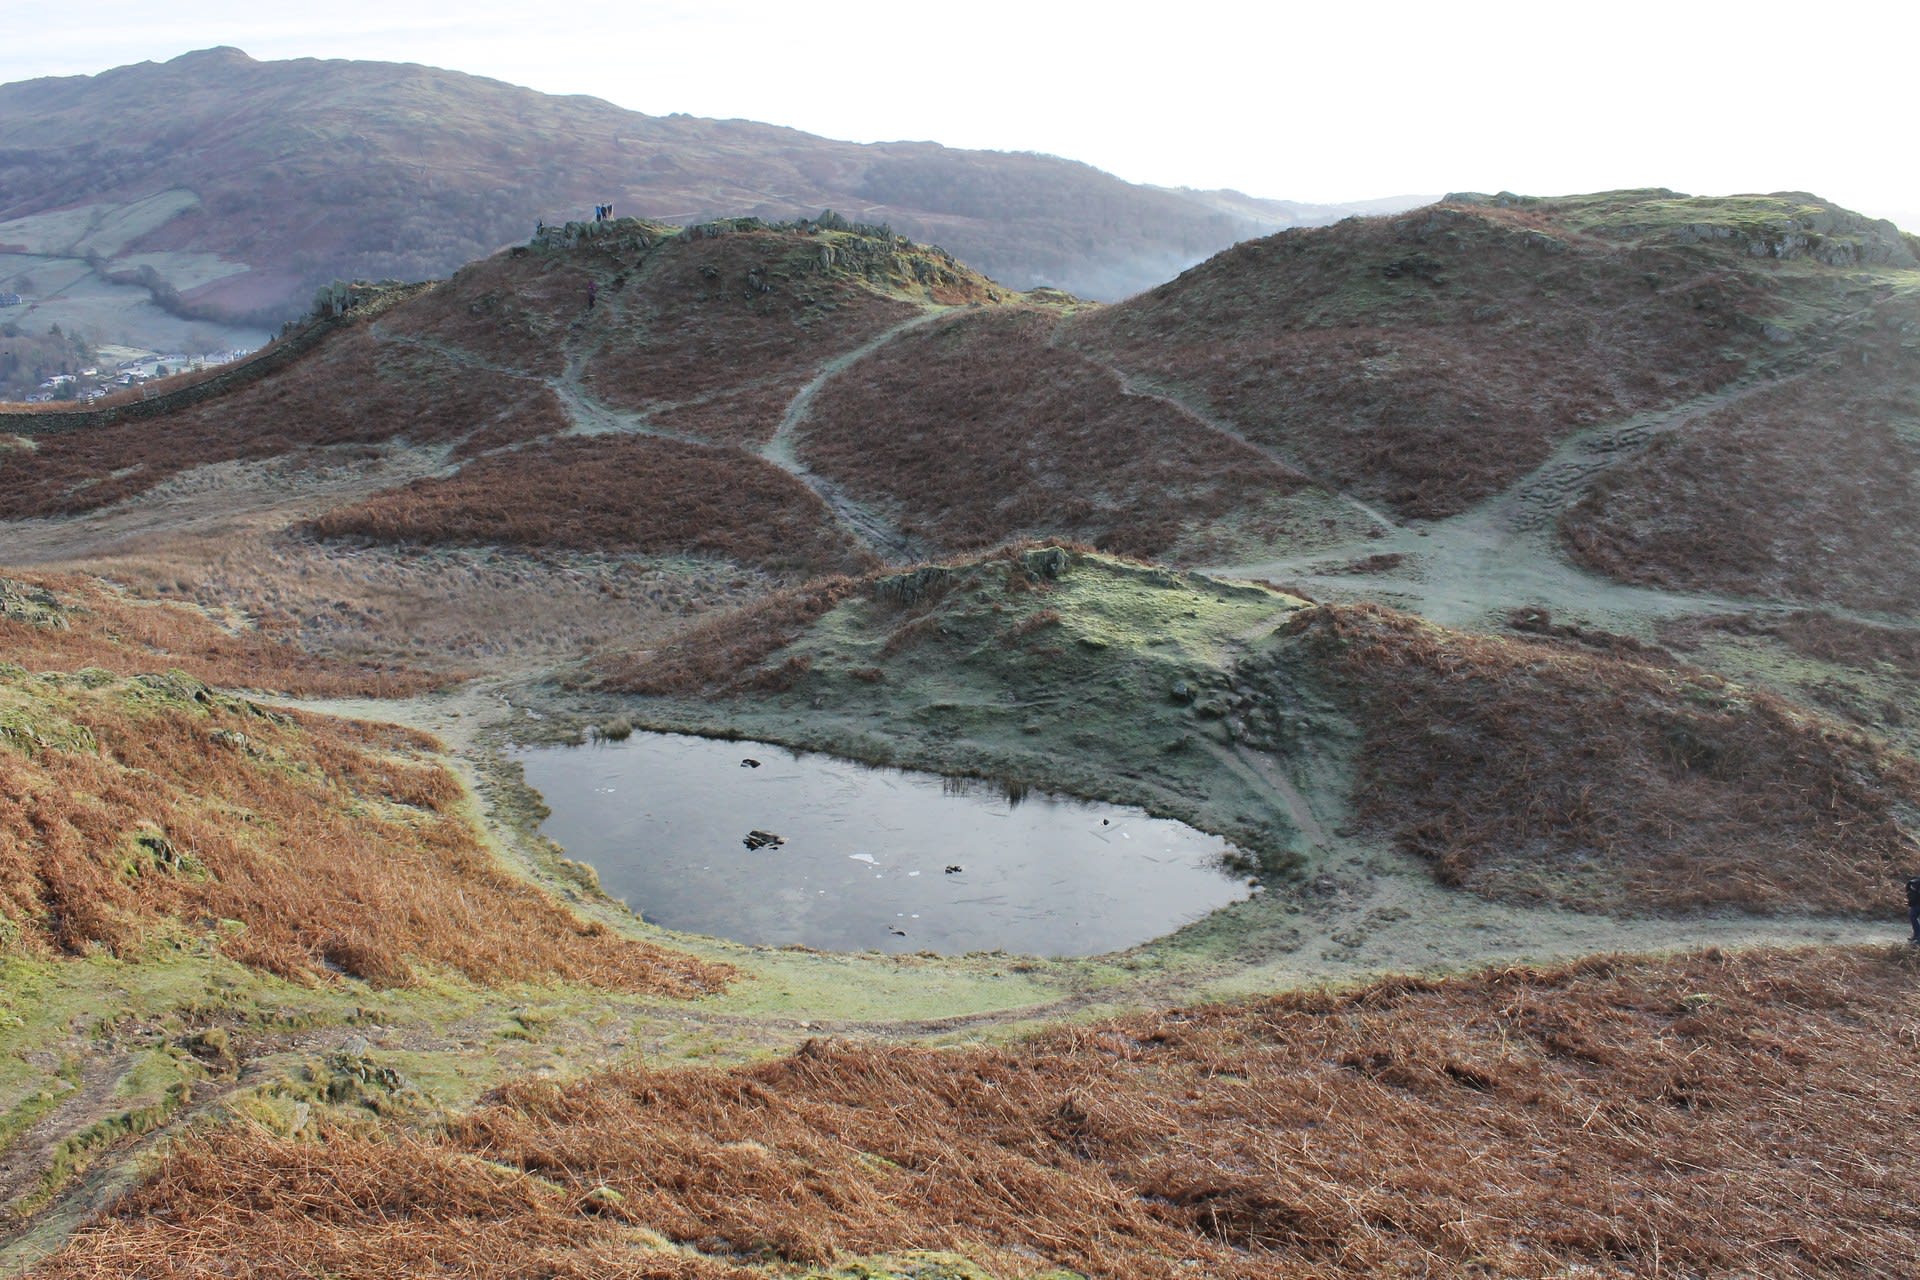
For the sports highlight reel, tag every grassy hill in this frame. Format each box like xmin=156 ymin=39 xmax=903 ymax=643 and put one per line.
xmin=0 ymin=47 xmax=1414 ymax=348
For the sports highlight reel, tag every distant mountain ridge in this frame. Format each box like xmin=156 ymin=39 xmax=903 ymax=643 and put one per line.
xmin=0 ymin=47 xmax=1423 ymax=346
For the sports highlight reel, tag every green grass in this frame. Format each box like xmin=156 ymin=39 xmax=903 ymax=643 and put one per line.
xmin=4 ymin=1048 xmax=200 ymax=1221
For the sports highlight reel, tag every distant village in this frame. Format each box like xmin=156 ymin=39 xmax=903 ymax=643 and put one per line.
xmin=19 ymin=347 xmax=255 ymax=403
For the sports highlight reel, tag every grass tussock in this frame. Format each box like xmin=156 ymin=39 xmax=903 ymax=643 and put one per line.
xmin=0 ymin=326 xmax=567 ymax=519
xmin=800 ymin=307 xmax=1306 ymax=558
xmin=35 ymin=947 xmax=1920 ymax=1278
xmin=1294 ymin=603 xmax=1920 ymax=913
xmin=306 ymin=435 xmax=874 ymax=575
xmin=1564 ymin=300 xmax=1920 ymax=612
xmin=0 ymin=667 xmax=730 ymax=995
xmin=1067 ymin=198 xmax=1812 ymax=519
xmin=0 ymin=570 xmax=440 ymax=697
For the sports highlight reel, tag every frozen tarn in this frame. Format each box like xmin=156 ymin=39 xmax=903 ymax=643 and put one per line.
xmin=516 ymin=730 xmax=1250 ymax=956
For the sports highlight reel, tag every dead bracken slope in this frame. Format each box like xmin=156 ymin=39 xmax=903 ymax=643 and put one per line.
xmin=0 ymin=665 xmax=729 ymax=995
xmin=306 ymin=435 xmax=876 ymax=577
xmin=1292 ymin=602 xmax=1920 ymax=914
xmin=1664 ymin=609 xmax=1920 ymax=680
xmin=33 ymin=946 xmax=1920 ymax=1278
xmin=1 ymin=571 xmax=439 ymax=697
xmin=0 ymin=326 xmax=567 ymax=519
xmin=578 ymin=220 xmax=1004 ymax=448
xmin=797 ymin=306 xmax=1315 ymax=559
xmin=1068 ymin=190 xmax=1915 ymax=520
xmin=1563 ymin=295 xmax=1920 ymax=613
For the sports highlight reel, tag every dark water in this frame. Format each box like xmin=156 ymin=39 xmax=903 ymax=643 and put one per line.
xmin=516 ymin=731 xmax=1250 ymax=956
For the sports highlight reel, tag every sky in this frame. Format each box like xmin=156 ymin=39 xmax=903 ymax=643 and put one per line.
xmin=4 ymin=0 xmax=1915 ymax=228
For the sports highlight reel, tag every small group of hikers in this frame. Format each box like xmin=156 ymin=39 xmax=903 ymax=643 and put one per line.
xmin=593 ymin=202 xmax=615 ymax=222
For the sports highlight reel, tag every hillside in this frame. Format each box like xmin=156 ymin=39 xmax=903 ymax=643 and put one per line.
xmin=1070 ymin=189 xmax=1919 ymax=521
xmin=31 ymin=946 xmax=1920 ymax=1278
xmin=0 ymin=47 xmax=1416 ymax=349
xmin=596 ymin=547 xmax=1920 ymax=918
xmin=0 ymin=664 xmax=723 ymax=995
xmin=7 ymin=188 xmax=1920 ymax=1274
xmin=792 ymin=305 xmax=1371 ymax=561
xmin=1562 ymin=286 xmax=1920 ymax=612
xmin=0 ymin=218 xmax=1379 ymax=676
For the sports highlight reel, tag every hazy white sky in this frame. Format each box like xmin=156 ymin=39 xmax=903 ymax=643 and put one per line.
xmin=4 ymin=0 xmax=1915 ymax=227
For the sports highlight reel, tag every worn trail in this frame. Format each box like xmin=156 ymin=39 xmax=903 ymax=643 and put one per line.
xmin=1204 ymin=373 xmax=1844 ymax=632
xmin=759 ymin=309 xmax=955 ymax=564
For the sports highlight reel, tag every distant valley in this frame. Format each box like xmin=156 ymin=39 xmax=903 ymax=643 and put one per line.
xmin=0 ymin=47 xmax=1422 ymax=356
